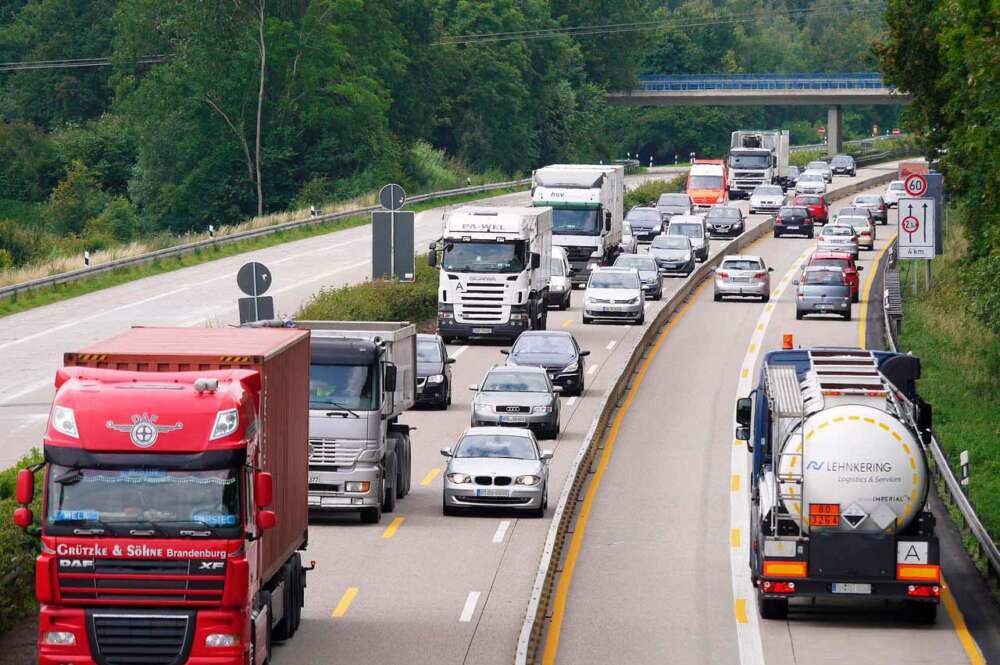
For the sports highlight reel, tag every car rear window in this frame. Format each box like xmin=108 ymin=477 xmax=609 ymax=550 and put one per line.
xmin=810 ymin=258 xmax=849 ymax=270
xmin=795 ymin=196 xmax=820 ymax=205
xmin=722 ymin=259 xmax=763 ymax=271
xmin=615 ymin=256 xmax=657 ymax=271
xmin=824 ymin=226 xmax=854 ymax=236
xmin=802 ymin=270 xmax=845 ymax=285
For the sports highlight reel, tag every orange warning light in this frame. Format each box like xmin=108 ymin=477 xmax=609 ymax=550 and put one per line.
xmin=782 ymin=334 xmax=794 ymax=350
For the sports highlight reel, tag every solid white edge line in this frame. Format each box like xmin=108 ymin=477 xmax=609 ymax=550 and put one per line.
xmin=586 ymin=365 xmax=598 ymax=375
xmin=606 ymin=340 xmax=616 ymax=350
xmin=566 ymin=396 xmax=577 ymax=406
xmin=450 ymin=345 xmax=469 ymax=359
xmin=493 ymin=520 xmax=511 ymax=544
xmin=459 ymin=591 xmax=481 ymax=623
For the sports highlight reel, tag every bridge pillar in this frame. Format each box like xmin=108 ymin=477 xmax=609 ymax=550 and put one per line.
xmin=827 ymin=105 xmax=843 ymax=155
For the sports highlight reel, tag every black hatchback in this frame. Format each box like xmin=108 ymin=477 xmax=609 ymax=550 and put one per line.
xmin=502 ymin=331 xmax=589 ymax=397
xmin=416 ymin=334 xmax=455 ymax=409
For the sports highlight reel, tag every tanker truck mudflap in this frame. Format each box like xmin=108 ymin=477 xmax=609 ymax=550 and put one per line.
xmin=737 ymin=347 xmax=941 ymax=622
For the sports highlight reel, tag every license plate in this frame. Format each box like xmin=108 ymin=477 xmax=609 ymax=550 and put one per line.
xmin=320 ymin=496 xmax=352 ymax=507
xmin=785 ymin=225 xmax=800 ymax=230
xmin=499 ymin=415 xmax=526 ymax=424
xmin=309 ymin=475 xmax=320 ymax=483
xmin=472 ymin=328 xmax=492 ymax=335
xmin=476 ymin=488 xmax=510 ymax=497
xmin=817 ymin=304 xmax=833 ymax=310
xmin=832 ymin=583 xmax=872 ymax=595
xmin=730 ymin=277 xmax=749 ymax=283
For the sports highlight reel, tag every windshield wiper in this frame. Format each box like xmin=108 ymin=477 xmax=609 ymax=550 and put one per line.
xmin=148 ymin=520 xmax=221 ymax=537
xmin=312 ymin=400 xmax=360 ymax=417
xmin=54 ymin=468 xmax=83 ymax=485
xmin=51 ymin=515 xmax=114 ymax=536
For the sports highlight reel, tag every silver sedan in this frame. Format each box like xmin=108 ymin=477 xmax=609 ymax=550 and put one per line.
xmin=441 ymin=427 xmax=551 ymax=517
xmin=714 ymin=255 xmax=773 ymax=302
xmin=469 ymin=365 xmax=561 ymax=438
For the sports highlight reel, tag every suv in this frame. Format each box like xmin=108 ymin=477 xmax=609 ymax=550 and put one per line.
xmin=830 ymin=154 xmax=857 ymax=177
xmin=667 ymin=215 xmax=710 ymax=262
xmin=807 ymin=252 xmax=863 ymax=302
xmin=583 ymin=267 xmax=644 ymax=325
xmin=705 ymin=205 xmax=745 ymax=238
xmin=774 ymin=206 xmax=813 ymax=238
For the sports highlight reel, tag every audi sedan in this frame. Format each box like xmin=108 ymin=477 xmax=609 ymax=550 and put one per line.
xmin=469 ymin=366 xmax=561 ymax=438
xmin=504 ymin=330 xmax=589 ymax=396
xmin=441 ymin=427 xmax=551 ymax=517
xmin=714 ymin=255 xmax=773 ymax=302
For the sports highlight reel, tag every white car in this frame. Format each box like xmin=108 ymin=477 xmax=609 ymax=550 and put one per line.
xmin=795 ymin=171 xmax=827 ymax=195
xmin=667 ymin=214 xmax=710 ymax=262
xmin=884 ymin=180 xmax=906 ymax=207
xmin=582 ymin=267 xmax=644 ymax=325
xmin=546 ymin=247 xmax=572 ymax=310
xmin=805 ymin=160 xmax=833 ymax=182
xmin=749 ymin=185 xmax=785 ymax=214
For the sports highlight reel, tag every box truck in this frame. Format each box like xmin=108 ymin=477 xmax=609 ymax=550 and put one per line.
xmin=728 ymin=130 xmax=790 ymax=198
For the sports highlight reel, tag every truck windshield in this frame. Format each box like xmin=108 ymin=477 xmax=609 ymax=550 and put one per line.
xmin=688 ymin=175 xmax=723 ymax=189
xmin=551 ymin=209 xmax=600 ymax=236
xmin=310 ymin=364 xmax=377 ymax=410
xmin=441 ymin=240 xmax=526 ymax=273
xmin=46 ymin=466 xmax=241 ymax=532
xmin=729 ymin=154 xmax=770 ymax=169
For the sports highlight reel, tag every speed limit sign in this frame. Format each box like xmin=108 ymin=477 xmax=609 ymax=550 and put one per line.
xmin=904 ymin=173 xmax=928 ymax=197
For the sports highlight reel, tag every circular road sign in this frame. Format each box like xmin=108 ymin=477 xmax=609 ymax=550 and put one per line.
xmin=901 ymin=215 xmax=920 ymax=235
xmin=904 ymin=173 xmax=927 ymax=197
xmin=237 ymin=261 xmax=272 ymax=297
xmin=379 ymin=183 xmax=406 ymax=211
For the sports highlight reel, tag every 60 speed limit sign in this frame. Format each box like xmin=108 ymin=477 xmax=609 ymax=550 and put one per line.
xmin=904 ymin=173 xmax=928 ymax=197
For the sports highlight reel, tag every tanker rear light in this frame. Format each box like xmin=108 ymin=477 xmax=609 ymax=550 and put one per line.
xmin=761 ymin=580 xmax=796 ymax=594
xmin=897 ymin=564 xmax=941 ymax=582
xmin=762 ymin=560 xmax=807 ymax=578
xmin=906 ymin=585 xmax=941 ymax=598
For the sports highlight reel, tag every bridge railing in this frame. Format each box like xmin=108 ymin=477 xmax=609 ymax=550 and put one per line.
xmin=635 ymin=72 xmax=890 ymax=92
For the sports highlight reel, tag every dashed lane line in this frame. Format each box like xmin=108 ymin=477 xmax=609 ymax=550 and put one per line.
xmin=459 ymin=592 xmax=481 ymax=623
xmin=331 ymin=587 xmax=359 ymax=619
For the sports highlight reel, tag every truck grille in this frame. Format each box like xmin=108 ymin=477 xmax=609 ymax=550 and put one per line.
xmin=563 ymin=246 xmax=595 ymax=264
xmin=59 ymin=559 xmax=226 ymax=606
xmin=309 ymin=438 xmax=365 ymax=467
xmin=89 ymin=611 xmax=193 ymax=665
xmin=456 ymin=282 xmax=506 ymax=323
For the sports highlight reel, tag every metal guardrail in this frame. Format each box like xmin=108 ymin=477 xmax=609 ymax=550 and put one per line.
xmin=790 ymin=136 xmax=906 ymax=154
xmin=515 ymin=169 xmax=900 ymax=665
xmin=637 ymin=72 xmax=893 ymax=92
xmin=0 ymin=178 xmax=531 ymax=301
xmin=881 ymin=241 xmax=1000 ymax=585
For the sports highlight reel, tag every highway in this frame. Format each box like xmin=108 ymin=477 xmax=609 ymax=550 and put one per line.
xmin=2 ymin=160 xmax=994 ymax=665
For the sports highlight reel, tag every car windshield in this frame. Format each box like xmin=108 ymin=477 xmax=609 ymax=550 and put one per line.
xmin=615 ymin=256 xmax=657 ymax=272
xmin=890 ymin=182 xmax=905 ymax=190
xmin=417 ymin=340 xmax=443 ymax=362
xmin=708 ymin=208 xmax=740 ymax=220
xmin=652 ymin=236 xmax=690 ymax=250
xmin=481 ymin=371 xmax=549 ymax=393
xmin=824 ymin=226 xmax=854 ymax=236
xmin=441 ymin=240 xmax=526 ymax=273
xmin=552 ymin=209 xmax=600 ymax=236
xmin=800 ymin=174 xmax=823 ymax=181
xmin=310 ymin=364 xmax=376 ymax=410
xmin=668 ymin=223 xmax=703 ymax=239
xmin=753 ymin=186 xmax=782 ymax=196
xmin=729 ymin=154 xmax=770 ymax=168
xmin=513 ymin=334 xmax=575 ymax=355
xmin=855 ymin=196 xmax=879 ymax=205
xmin=455 ymin=434 xmax=537 ymax=460
xmin=549 ymin=258 xmax=565 ymax=276
xmin=589 ymin=272 xmax=638 ymax=289
xmin=689 ymin=175 xmax=723 ymax=189
xmin=626 ymin=208 xmax=660 ymax=222
xmin=802 ymin=269 xmax=845 ymax=285
xmin=722 ymin=259 xmax=763 ymax=271
xmin=811 ymin=258 xmax=850 ymax=270
xmin=807 ymin=161 xmax=828 ymax=170
xmin=657 ymin=194 xmax=690 ymax=207
xmin=795 ymin=196 xmax=820 ymax=205
xmin=46 ymin=466 xmax=241 ymax=531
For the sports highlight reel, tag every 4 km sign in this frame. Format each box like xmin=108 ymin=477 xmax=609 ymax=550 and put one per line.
xmin=898 ymin=197 xmax=936 ymax=259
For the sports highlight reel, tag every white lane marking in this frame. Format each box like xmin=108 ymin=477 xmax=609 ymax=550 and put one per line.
xmin=566 ymin=396 xmax=577 ymax=406
xmin=492 ymin=520 xmax=510 ymax=544
xmin=459 ymin=591 xmax=481 ymax=622
xmin=729 ymin=244 xmax=813 ymax=665
xmin=605 ymin=340 xmax=616 ymax=350
xmin=0 ymin=378 xmax=53 ymax=405
xmin=450 ymin=346 xmax=469 ymax=359
xmin=586 ymin=365 xmax=598 ymax=375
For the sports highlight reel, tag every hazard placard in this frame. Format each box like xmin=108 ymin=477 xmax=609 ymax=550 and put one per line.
xmin=898 ymin=197 xmax=935 ymax=259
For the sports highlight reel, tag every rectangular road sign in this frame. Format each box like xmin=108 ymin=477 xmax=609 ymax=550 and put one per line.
xmin=372 ymin=210 xmax=415 ymax=281
xmin=897 ymin=197 xmax=936 ymax=259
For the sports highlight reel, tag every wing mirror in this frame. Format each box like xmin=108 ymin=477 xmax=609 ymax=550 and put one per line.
xmin=16 ymin=468 xmax=34 ymax=505
xmin=468 ymin=384 xmax=479 ymax=391
xmin=531 ymin=253 xmax=541 ymax=269
xmin=579 ymin=350 xmax=591 ymax=357
xmin=553 ymin=386 xmax=564 ymax=394
xmin=255 ymin=471 xmax=274 ymax=508
xmin=428 ymin=249 xmax=437 ymax=267
xmin=440 ymin=447 xmax=453 ymax=457
xmin=735 ymin=396 xmax=752 ymax=427
xmin=13 ymin=507 xmax=33 ymax=529
xmin=856 ymin=265 xmax=864 ymax=271
xmin=500 ymin=349 xmax=510 ymax=355
xmin=735 ymin=426 xmax=751 ymax=446
xmin=256 ymin=510 xmax=277 ymax=531
xmin=445 ymin=357 xmax=457 ymax=364
xmin=540 ymin=450 xmax=554 ymax=461
xmin=384 ymin=363 xmax=397 ymax=392
xmin=768 ymin=267 xmax=774 ymax=272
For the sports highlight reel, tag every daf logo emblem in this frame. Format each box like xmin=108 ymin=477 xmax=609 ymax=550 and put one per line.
xmin=106 ymin=413 xmax=183 ymax=448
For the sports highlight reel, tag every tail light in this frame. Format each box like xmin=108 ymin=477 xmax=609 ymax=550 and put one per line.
xmin=761 ymin=580 xmax=796 ymax=594
xmin=906 ymin=585 xmax=941 ymax=598
xmin=717 ymin=271 xmax=729 ymax=279
xmin=860 ymin=230 xmax=872 ymax=237
xmin=753 ymin=271 xmax=767 ymax=280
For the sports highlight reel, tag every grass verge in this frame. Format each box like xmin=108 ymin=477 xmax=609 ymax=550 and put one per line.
xmin=896 ymin=216 xmax=1000 ymax=572
xmin=0 ymin=450 xmax=42 ymax=634
xmin=0 ymin=187 xmax=520 ymax=319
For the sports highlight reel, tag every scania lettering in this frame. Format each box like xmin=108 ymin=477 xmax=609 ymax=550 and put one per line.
xmin=531 ymin=164 xmax=624 ymax=285
xmin=728 ymin=130 xmax=790 ymax=198
xmin=13 ymin=327 xmax=312 ymax=664
xmin=735 ymin=347 xmax=940 ymax=623
xmin=431 ymin=206 xmax=553 ymax=343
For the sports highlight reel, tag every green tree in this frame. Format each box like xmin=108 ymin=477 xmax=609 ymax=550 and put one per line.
xmin=46 ymin=160 xmax=108 ymax=237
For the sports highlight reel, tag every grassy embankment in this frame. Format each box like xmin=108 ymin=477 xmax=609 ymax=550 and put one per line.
xmin=896 ymin=216 xmax=1000 ymax=578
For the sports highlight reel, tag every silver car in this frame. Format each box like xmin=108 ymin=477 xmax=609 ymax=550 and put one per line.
xmin=795 ymin=266 xmax=852 ymax=321
xmin=656 ymin=193 xmax=693 ymax=221
xmin=667 ymin=215 xmax=709 ymax=261
xmin=714 ymin=255 xmax=773 ymax=302
xmin=817 ymin=224 xmax=859 ymax=260
xmin=625 ymin=206 xmax=665 ymax=241
xmin=795 ymin=172 xmax=827 ymax=195
xmin=832 ymin=215 xmax=875 ymax=251
xmin=583 ymin=267 xmax=644 ymax=325
xmin=649 ymin=235 xmax=695 ymax=276
xmin=469 ymin=365 xmax=561 ymax=438
xmin=749 ymin=185 xmax=785 ymax=214
xmin=614 ymin=254 xmax=663 ymax=300
xmin=806 ymin=160 xmax=833 ymax=182
xmin=441 ymin=427 xmax=551 ymax=517
xmin=620 ymin=221 xmax=638 ymax=255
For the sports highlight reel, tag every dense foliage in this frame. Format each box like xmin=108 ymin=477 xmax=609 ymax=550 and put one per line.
xmin=0 ymin=450 xmax=42 ymax=634
xmin=877 ymin=0 xmax=1000 ymax=336
xmin=0 ymin=0 xmax=896 ymax=270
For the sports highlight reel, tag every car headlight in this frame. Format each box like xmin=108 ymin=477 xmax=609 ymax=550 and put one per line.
xmin=42 ymin=631 xmax=76 ymax=646
xmin=51 ymin=406 xmax=79 ymax=439
xmin=587 ymin=263 xmax=600 ymax=271
xmin=625 ymin=297 xmax=639 ymax=305
xmin=683 ymin=253 xmax=692 ymax=261
xmin=532 ymin=405 xmax=552 ymax=414
xmin=447 ymin=473 xmax=472 ymax=484
xmin=515 ymin=475 xmax=541 ymax=486
xmin=210 ymin=408 xmax=240 ymax=440
xmin=427 ymin=374 xmax=445 ymax=385
xmin=205 ymin=633 xmax=240 ymax=648
xmin=561 ymin=361 xmax=578 ymax=374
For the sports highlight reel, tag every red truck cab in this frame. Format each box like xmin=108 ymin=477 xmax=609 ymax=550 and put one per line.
xmin=15 ymin=327 xmax=311 ymax=665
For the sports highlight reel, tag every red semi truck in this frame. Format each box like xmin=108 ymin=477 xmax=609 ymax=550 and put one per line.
xmin=12 ymin=326 xmax=312 ymax=665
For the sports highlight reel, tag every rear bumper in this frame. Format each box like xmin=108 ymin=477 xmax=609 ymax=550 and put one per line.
xmin=797 ymin=297 xmax=851 ymax=314
xmin=715 ymin=279 xmax=769 ymax=296
xmin=757 ymin=577 xmax=940 ymax=603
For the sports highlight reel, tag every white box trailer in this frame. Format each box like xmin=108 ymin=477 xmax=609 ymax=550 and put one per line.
xmin=728 ymin=130 xmax=790 ymax=197
xmin=531 ymin=164 xmax=624 ymax=285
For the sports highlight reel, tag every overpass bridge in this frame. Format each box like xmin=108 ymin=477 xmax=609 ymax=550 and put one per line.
xmin=607 ymin=73 xmax=910 ymax=153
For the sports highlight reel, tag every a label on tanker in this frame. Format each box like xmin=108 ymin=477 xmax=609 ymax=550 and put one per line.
xmin=55 ymin=542 xmax=228 ymax=559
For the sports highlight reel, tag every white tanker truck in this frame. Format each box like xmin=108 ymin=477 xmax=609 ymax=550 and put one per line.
xmin=736 ymin=347 xmax=940 ymax=622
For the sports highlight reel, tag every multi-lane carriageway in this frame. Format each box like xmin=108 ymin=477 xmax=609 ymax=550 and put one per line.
xmin=1 ymin=162 xmax=997 ymax=665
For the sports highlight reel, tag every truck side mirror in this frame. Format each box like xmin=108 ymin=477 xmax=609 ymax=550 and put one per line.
xmin=531 ymin=253 xmax=541 ymax=269
xmin=856 ymin=265 xmax=864 ymax=271
xmin=428 ymin=251 xmax=437 ymax=268
xmin=384 ymin=364 xmax=397 ymax=392
xmin=13 ymin=507 xmax=32 ymax=529
xmin=735 ymin=397 xmax=752 ymax=427
xmin=916 ymin=400 xmax=933 ymax=435
xmin=16 ymin=468 xmax=34 ymax=505
xmin=255 ymin=472 xmax=274 ymax=508
xmin=736 ymin=426 xmax=752 ymax=451
xmin=257 ymin=510 xmax=277 ymax=531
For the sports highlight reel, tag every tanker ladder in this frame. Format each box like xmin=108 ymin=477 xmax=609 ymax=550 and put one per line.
xmin=764 ymin=364 xmax=807 ymax=537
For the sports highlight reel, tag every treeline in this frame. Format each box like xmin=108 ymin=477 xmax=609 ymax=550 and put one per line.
xmin=0 ymin=0 xmax=896 ymax=270
xmin=877 ymin=1 xmax=1000 ymax=336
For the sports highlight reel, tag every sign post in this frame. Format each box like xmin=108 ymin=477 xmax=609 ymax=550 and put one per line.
xmin=237 ymin=261 xmax=275 ymax=324
xmin=373 ymin=184 xmax=415 ymax=282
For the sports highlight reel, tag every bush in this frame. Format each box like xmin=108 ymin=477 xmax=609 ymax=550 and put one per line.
xmin=46 ymin=161 xmax=109 ymax=237
xmin=298 ymin=255 xmax=438 ymax=323
xmin=402 ymin=141 xmax=462 ymax=193
xmin=624 ymin=174 xmax=686 ymax=210
xmin=52 ymin=115 xmax=137 ymax=196
xmin=291 ymin=177 xmax=335 ymax=210
xmin=0 ymin=450 xmax=42 ymax=634
xmin=85 ymin=196 xmax=143 ymax=244
xmin=0 ymin=122 xmax=60 ymax=202
xmin=0 ymin=219 xmax=44 ymax=266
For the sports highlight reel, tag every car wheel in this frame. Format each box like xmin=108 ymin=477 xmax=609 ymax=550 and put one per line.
xmin=843 ymin=310 xmax=852 ymax=321
xmin=796 ymin=309 xmax=804 ymax=321
xmin=636 ymin=311 xmax=645 ymax=325
xmin=447 ymin=384 xmax=453 ymax=406
xmin=774 ymin=231 xmax=782 ymax=238
xmin=582 ymin=315 xmax=591 ymax=325
xmin=757 ymin=588 xmax=789 ymax=620
xmin=381 ymin=466 xmax=397 ymax=513
xmin=762 ymin=294 xmax=770 ymax=303
xmin=714 ymin=292 xmax=722 ymax=302
xmin=807 ymin=229 xmax=814 ymax=239
xmin=852 ymin=292 xmax=859 ymax=304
